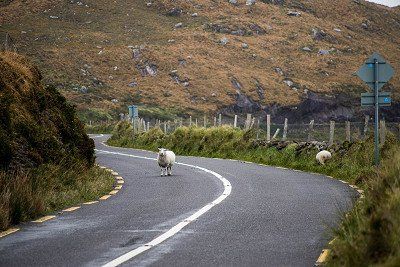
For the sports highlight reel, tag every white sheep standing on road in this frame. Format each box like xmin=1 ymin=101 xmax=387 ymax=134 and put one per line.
xmin=157 ymin=148 xmax=176 ymax=176
xmin=316 ymin=150 xmax=332 ymax=165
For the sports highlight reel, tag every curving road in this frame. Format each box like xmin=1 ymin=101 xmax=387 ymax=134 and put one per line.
xmin=0 ymin=135 xmax=357 ymax=266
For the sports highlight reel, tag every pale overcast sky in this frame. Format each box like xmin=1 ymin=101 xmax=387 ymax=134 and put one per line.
xmin=366 ymin=0 xmax=400 ymax=7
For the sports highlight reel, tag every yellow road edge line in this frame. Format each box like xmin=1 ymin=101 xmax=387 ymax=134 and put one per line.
xmin=32 ymin=215 xmax=56 ymax=223
xmin=109 ymin=190 xmax=119 ymax=195
xmin=115 ymin=185 xmax=123 ymax=190
xmin=63 ymin=206 xmax=80 ymax=212
xmin=316 ymin=249 xmax=331 ymax=265
xmin=0 ymin=228 xmax=19 ymax=238
xmin=100 ymin=195 xmax=111 ymax=200
xmin=83 ymin=201 xmax=99 ymax=205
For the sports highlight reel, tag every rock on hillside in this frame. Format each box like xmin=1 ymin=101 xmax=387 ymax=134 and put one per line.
xmin=0 ymin=52 xmax=94 ymax=170
xmin=1 ymin=0 xmax=399 ymax=122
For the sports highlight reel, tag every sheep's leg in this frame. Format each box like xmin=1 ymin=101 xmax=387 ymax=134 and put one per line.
xmin=167 ymin=166 xmax=172 ymax=176
xmin=161 ymin=168 xmax=165 ymax=176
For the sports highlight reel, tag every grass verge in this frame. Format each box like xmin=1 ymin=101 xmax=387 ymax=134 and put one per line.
xmin=0 ymin=160 xmax=115 ymax=231
xmin=108 ymin=121 xmax=400 ymax=265
xmin=85 ymin=122 xmax=116 ymax=134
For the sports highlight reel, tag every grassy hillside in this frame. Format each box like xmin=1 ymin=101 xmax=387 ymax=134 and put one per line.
xmin=108 ymin=122 xmax=400 ymax=265
xmin=0 ymin=52 xmax=114 ymax=230
xmin=1 ymin=0 xmax=399 ymax=121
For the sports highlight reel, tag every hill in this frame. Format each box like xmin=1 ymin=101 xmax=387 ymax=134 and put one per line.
xmin=0 ymin=0 xmax=399 ymax=122
xmin=0 ymin=52 xmax=94 ymax=169
xmin=0 ymin=52 xmax=113 ymax=230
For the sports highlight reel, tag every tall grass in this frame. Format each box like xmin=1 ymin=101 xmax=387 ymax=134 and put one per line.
xmin=0 ymin=160 xmax=115 ymax=230
xmin=108 ymin=122 xmax=399 ymax=185
xmin=328 ymin=150 xmax=400 ymax=266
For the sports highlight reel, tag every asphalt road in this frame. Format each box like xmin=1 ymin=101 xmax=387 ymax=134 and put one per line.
xmin=0 ymin=135 xmax=357 ymax=266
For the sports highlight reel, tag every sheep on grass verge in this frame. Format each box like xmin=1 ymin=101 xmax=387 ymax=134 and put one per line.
xmin=316 ymin=150 xmax=332 ymax=165
xmin=157 ymin=148 xmax=176 ymax=176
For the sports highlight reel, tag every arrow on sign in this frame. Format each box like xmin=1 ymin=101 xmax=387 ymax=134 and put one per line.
xmin=361 ymin=92 xmax=391 ymax=107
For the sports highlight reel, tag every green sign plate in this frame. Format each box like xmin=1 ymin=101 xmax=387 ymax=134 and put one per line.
xmin=361 ymin=92 xmax=391 ymax=107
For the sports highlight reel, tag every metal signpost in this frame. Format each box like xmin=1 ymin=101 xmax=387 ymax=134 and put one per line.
xmin=128 ymin=105 xmax=139 ymax=134
xmin=356 ymin=52 xmax=394 ymax=166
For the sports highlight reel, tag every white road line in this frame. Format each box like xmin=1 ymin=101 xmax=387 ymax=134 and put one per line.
xmin=89 ymin=134 xmax=104 ymax=138
xmin=95 ymin=149 xmax=232 ymax=267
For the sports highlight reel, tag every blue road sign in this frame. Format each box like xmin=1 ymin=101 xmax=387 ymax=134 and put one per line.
xmin=361 ymin=92 xmax=391 ymax=107
xmin=128 ymin=105 xmax=138 ymax=118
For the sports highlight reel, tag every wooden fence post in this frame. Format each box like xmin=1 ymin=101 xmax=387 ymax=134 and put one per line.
xmin=189 ymin=116 xmax=192 ymax=126
xmin=218 ymin=114 xmax=222 ymax=126
xmin=363 ymin=115 xmax=369 ymax=139
xmin=204 ymin=115 xmax=207 ymax=128
xmin=164 ymin=122 xmax=167 ymax=133
xmin=308 ymin=120 xmax=314 ymax=142
xmin=329 ymin=120 xmax=335 ymax=146
xmin=214 ymin=117 xmax=217 ymax=127
xmin=195 ymin=118 xmax=198 ymax=127
xmin=147 ymin=121 xmax=150 ymax=131
xmin=245 ymin=114 xmax=252 ymax=130
xmin=272 ymin=129 xmax=280 ymax=140
xmin=267 ymin=115 xmax=271 ymax=142
xmin=345 ymin=121 xmax=351 ymax=142
xmin=282 ymin=118 xmax=288 ymax=141
xmin=234 ymin=115 xmax=238 ymax=128
xmin=256 ymin=118 xmax=260 ymax=139
xmin=180 ymin=118 xmax=183 ymax=127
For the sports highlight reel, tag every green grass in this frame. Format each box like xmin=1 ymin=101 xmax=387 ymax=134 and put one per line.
xmin=0 ymin=161 xmax=115 ymax=230
xmin=85 ymin=122 xmax=116 ymax=134
xmin=108 ymin=122 xmax=399 ymax=185
xmin=108 ymin=121 xmax=400 ymax=266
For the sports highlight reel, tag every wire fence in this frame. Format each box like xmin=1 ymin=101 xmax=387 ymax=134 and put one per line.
xmin=124 ymin=113 xmax=400 ymax=144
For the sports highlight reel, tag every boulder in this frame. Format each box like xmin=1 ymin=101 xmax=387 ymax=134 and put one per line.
xmin=167 ymin=7 xmax=182 ymax=16
xmin=220 ymin=37 xmax=229 ymax=45
xmin=287 ymin=11 xmax=301 ymax=16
